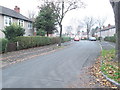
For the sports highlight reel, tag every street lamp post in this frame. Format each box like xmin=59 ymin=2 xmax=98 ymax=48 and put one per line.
xmin=100 ymin=27 xmax=102 ymax=42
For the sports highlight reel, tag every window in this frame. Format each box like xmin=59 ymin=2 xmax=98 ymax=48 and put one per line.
xmin=4 ymin=16 xmax=12 ymax=26
xmin=28 ymin=22 xmax=32 ymax=29
xmin=18 ymin=20 xmax=24 ymax=27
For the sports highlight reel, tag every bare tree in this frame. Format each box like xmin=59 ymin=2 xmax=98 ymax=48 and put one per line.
xmin=110 ymin=0 xmax=120 ymax=61
xmin=66 ymin=26 xmax=72 ymax=36
xmin=76 ymin=25 xmax=83 ymax=35
xmin=83 ymin=16 xmax=96 ymax=39
xmin=28 ymin=10 xmax=36 ymax=19
xmin=39 ymin=0 xmax=85 ymax=46
xmin=97 ymin=17 xmax=106 ymax=28
xmin=97 ymin=17 xmax=106 ymax=41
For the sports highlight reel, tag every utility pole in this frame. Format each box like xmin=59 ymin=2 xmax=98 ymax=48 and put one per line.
xmin=100 ymin=27 xmax=102 ymax=42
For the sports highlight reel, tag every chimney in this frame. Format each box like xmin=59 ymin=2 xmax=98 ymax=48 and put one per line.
xmin=14 ymin=6 xmax=20 ymax=13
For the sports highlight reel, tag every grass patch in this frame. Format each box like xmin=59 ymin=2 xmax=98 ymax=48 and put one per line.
xmin=101 ymin=49 xmax=120 ymax=84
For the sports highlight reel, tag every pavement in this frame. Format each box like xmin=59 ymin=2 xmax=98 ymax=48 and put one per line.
xmin=99 ymin=41 xmax=115 ymax=50
xmin=1 ymin=40 xmax=116 ymax=88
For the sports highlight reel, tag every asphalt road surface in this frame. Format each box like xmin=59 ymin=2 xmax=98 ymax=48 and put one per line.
xmin=2 ymin=40 xmax=101 ymax=88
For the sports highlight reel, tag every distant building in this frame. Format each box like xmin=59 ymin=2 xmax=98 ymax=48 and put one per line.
xmin=95 ymin=24 xmax=116 ymax=39
xmin=81 ymin=31 xmax=87 ymax=39
xmin=0 ymin=6 xmax=34 ymax=38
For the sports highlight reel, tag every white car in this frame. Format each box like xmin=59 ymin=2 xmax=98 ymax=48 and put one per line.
xmin=89 ymin=37 xmax=96 ymax=41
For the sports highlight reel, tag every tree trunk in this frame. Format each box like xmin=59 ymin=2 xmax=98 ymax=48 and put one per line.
xmin=58 ymin=1 xmax=64 ymax=46
xmin=58 ymin=24 xmax=62 ymax=46
xmin=110 ymin=1 xmax=120 ymax=61
xmin=87 ymin=29 xmax=89 ymax=39
xmin=47 ymin=32 xmax=49 ymax=37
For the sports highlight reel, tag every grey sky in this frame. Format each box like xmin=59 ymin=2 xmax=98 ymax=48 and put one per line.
xmin=0 ymin=0 xmax=115 ymax=33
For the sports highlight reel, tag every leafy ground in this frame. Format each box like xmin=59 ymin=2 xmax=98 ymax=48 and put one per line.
xmin=101 ymin=49 xmax=120 ymax=84
xmin=90 ymin=49 xmax=119 ymax=88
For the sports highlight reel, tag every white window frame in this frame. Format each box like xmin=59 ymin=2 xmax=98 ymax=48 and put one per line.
xmin=28 ymin=22 xmax=32 ymax=29
xmin=18 ymin=19 xmax=24 ymax=27
xmin=4 ymin=16 xmax=13 ymax=26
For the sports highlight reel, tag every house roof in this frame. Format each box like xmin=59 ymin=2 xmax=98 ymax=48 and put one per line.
xmin=101 ymin=25 xmax=115 ymax=31
xmin=95 ymin=25 xmax=115 ymax=33
xmin=0 ymin=6 xmax=32 ymax=22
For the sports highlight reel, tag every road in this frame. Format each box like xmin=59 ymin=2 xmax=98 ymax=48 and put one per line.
xmin=2 ymin=40 xmax=101 ymax=88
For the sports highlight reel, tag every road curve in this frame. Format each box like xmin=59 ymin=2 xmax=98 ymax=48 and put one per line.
xmin=2 ymin=40 xmax=101 ymax=88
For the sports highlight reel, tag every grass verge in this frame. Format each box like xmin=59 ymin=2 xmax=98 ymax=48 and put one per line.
xmin=101 ymin=49 xmax=120 ymax=84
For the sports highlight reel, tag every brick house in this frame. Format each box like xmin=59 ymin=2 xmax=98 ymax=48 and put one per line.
xmin=0 ymin=6 xmax=34 ymax=38
xmin=95 ymin=24 xmax=116 ymax=39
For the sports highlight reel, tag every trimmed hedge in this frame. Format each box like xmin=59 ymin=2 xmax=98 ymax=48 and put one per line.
xmin=61 ymin=37 xmax=71 ymax=42
xmin=0 ymin=38 xmax=8 ymax=53
xmin=15 ymin=36 xmax=71 ymax=50
xmin=104 ymin=35 xmax=116 ymax=43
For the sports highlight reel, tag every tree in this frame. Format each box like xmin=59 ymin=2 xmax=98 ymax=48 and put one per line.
xmin=91 ymin=28 xmax=96 ymax=37
xmin=110 ymin=0 xmax=120 ymax=61
xmin=96 ymin=17 xmax=106 ymax=41
xmin=97 ymin=17 xmax=106 ymax=28
xmin=34 ymin=3 xmax=58 ymax=36
xmin=41 ymin=0 xmax=85 ymax=46
xmin=2 ymin=24 xmax=25 ymax=41
xmin=37 ymin=29 xmax=46 ymax=36
xmin=65 ymin=26 xmax=72 ymax=36
xmin=83 ymin=16 xmax=96 ymax=39
xmin=28 ymin=10 xmax=35 ymax=19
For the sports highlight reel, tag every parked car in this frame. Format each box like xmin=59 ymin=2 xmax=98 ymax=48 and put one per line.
xmin=89 ymin=37 xmax=96 ymax=41
xmin=74 ymin=36 xmax=80 ymax=41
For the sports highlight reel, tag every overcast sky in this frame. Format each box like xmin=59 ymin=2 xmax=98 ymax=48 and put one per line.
xmin=0 ymin=0 xmax=115 ymax=33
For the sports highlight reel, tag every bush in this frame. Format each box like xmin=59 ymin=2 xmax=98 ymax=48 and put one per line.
xmin=97 ymin=37 xmax=102 ymax=40
xmin=0 ymin=38 xmax=8 ymax=53
xmin=15 ymin=36 xmax=71 ymax=50
xmin=49 ymin=37 xmax=60 ymax=44
xmin=2 ymin=24 xmax=25 ymax=41
xmin=104 ymin=34 xmax=116 ymax=43
xmin=15 ymin=36 xmax=50 ymax=50
xmin=37 ymin=29 xmax=46 ymax=36
xmin=61 ymin=37 xmax=71 ymax=42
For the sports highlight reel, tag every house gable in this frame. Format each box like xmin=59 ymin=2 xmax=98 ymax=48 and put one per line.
xmin=0 ymin=5 xmax=32 ymax=22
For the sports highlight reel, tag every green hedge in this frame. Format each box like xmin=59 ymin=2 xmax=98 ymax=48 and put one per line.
xmin=15 ymin=36 xmax=71 ymax=50
xmin=104 ymin=34 xmax=116 ymax=43
xmin=0 ymin=38 xmax=8 ymax=53
xmin=61 ymin=37 xmax=71 ymax=43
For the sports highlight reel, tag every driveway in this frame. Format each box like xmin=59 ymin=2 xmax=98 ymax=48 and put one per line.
xmin=2 ymin=40 xmax=101 ymax=88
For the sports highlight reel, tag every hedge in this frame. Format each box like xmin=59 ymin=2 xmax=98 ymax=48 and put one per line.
xmin=104 ymin=35 xmax=116 ymax=43
xmin=15 ymin=36 xmax=71 ymax=50
xmin=0 ymin=38 xmax=8 ymax=53
xmin=61 ymin=37 xmax=71 ymax=42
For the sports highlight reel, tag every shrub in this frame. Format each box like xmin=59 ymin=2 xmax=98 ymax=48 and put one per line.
xmin=61 ymin=37 xmax=71 ymax=42
xmin=2 ymin=24 xmax=25 ymax=41
xmin=97 ymin=37 xmax=102 ymax=40
xmin=15 ymin=36 xmax=71 ymax=50
xmin=0 ymin=38 xmax=8 ymax=53
xmin=104 ymin=34 xmax=116 ymax=43
xmin=37 ymin=29 xmax=46 ymax=36
xmin=15 ymin=36 xmax=50 ymax=50
xmin=49 ymin=37 xmax=60 ymax=44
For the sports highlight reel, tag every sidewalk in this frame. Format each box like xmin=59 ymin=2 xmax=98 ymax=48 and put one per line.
xmin=1 ymin=41 xmax=73 ymax=68
xmin=99 ymin=41 xmax=115 ymax=50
